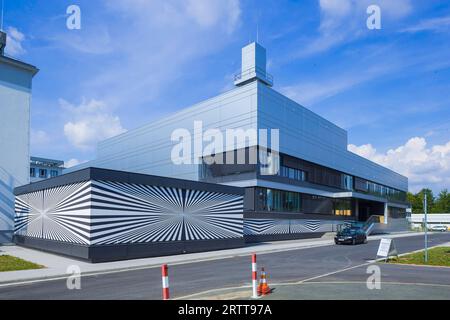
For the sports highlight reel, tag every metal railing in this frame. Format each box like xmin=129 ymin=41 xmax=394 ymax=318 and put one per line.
xmin=234 ymin=67 xmax=273 ymax=85
xmin=362 ymin=215 xmax=382 ymax=235
xmin=336 ymin=215 xmax=382 ymax=236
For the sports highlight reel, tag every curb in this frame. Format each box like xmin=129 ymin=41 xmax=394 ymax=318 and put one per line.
xmin=0 ymin=231 xmax=435 ymax=286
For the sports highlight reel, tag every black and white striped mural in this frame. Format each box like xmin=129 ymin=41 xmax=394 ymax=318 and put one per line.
xmin=14 ymin=180 xmax=244 ymax=245
xmin=15 ymin=182 xmax=91 ymax=244
xmin=244 ymin=218 xmax=346 ymax=235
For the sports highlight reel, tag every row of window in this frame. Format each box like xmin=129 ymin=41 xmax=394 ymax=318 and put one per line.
xmin=364 ymin=180 xmax=406 ymax=202
xmin=276 ymin=164 xmax=405 ymax=202
xmin=255 ymin=188 xmax=353 ymax=216
xmin=278 ymin=166 xmax=307 ymax=182
xmin=30 ymin=168 xmax=59 ymax=179
xmin=256 ymin=188 xmax=302 ymax=212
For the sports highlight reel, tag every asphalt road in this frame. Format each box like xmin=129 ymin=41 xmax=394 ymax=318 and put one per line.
xmin=0 ymin=233 xmax=449 ymax=299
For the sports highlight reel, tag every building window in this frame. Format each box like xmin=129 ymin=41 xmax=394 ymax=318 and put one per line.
xmin=256 ymin=188 xmax=301 ymax=213
xmin=39 ymin=169 xmax=47 ymax=178
xmin=30 ymin=167 xmax=36 ymax=177
xmin=50 ymin=170 xmax=58 ymax=178
xmin=342 ymin=174 xmax=353 ymax=191
xmin=333 ymin=199 xmax=352 ymax=216
xmin=278 ymin=165 xmax=306 ymax=182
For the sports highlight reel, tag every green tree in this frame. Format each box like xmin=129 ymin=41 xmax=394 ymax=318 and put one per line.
xmin=407 ymin=192 xmax=422 ymax=213
xmin=408 ymin=188 xmax=435 ymax=213
xmin=433 ymin=189 xmax=450 ymax=213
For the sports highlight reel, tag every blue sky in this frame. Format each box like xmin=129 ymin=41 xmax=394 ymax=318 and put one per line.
xmin=3 ymin=0 xmax=450 ymax=193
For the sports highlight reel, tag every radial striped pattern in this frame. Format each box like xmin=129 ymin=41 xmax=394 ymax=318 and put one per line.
xmin=89 ymin=181 xmax=243 ymax=244
xmin=244 ymin=218 xmax=343 ymax=235
xmin=244 ymin=219 xmax=290 ymax=235
xmin=14 ymin=182 xmax=91 ymax=244
xmin=14 ymin=180 xmax=244 ymax=245
xmin=290 ymin=220 xmax=333 ymax=233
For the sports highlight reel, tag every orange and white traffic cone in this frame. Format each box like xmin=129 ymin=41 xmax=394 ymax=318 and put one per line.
xmin=257 ymin=267 xmax=271 ymax=296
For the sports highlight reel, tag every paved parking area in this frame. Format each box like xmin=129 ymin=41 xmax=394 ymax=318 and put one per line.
xmin=0 ymin=233 xmax=448 ymax=300
xmin=261 ymin=263 xmax=450 ymax=300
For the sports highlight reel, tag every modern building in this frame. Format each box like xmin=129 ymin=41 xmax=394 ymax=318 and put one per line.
xmin=30 ymin=157 xmax=65 ymax=182
xmin=67 ymin=42 xmax=409 ymax=226
xmin=0 ymin=30 xmax=38 ymax=243
xmin=14 ymin=42 xmax=409 ymax=261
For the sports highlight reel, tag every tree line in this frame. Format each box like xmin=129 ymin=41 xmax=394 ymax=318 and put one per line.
xmin=407 ymin=189 xmax=450 ymax=213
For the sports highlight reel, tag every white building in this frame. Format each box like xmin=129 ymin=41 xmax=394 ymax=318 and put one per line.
xmin=410 ymin=214 xmax=450 ymax=229
xmin=66 ymin=42 xmax=409 ymax=235
xmin=0 ymin=30 xmax=38 ymax=242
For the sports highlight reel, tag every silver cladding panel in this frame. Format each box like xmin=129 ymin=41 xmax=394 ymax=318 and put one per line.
xmin=65 ymin=81 xmax=407 ymax=192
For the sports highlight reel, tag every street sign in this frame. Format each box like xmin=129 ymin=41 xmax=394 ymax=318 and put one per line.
xmin=376 ymin=238 xmax=398 ymax=261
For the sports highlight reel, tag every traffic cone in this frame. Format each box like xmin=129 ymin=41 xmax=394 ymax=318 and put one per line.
xmin=257 ymin=267 xmax=271 ymax=296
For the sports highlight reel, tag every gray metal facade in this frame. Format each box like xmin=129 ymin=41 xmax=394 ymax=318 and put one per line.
xmin=65 ymin=42 xmax=407 ymax=194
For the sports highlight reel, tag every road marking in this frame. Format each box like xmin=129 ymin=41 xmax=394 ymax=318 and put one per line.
xmin=177 ymin=281 xmax=450 ymax=300
xmin=175 ymin=241 xmax=450 ymax=300
xmin=1 ymin=233 xmax=448 ymax=290
xmin=0 ymin=255 xmax=235 ymax=288
xmin=303 ymin=281 xmax=450 ymax=288
xmin=174 ymin=261 xmax=373 ymax=300
xmin=294 ymin=261 xmax=373 ymax=284
xmin=0 ymin=242 xmax=337 ymax=288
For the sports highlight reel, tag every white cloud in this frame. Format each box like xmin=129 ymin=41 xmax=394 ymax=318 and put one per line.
xmin=186 ymin=0 xmax=240 ymax=33
xmin=299 ymin=0 xmax=413 ymax=57
xmin=53 ymin=25 xmax=112 ymax=55
xmin=281 ymin=73 xmax=370 ymax=106
xmin=5 ymin=27 xmax=26 ymax=56
xmin=281 ymin=38 xmax=450 ymax=108
xmin=61 ymin=98 xmax=126 ymax=151
xmin=30 ymin=129 xmax=50 ymax=146
xmin=401 ymin=16 xmax=450 ymax=33
xmin=64 ymin=158 xmax=88 ymax=168
xmin=73 ymin=0 xmax=241 ymax=108
xmin=348 ymin=137 xmax=450 ymax=192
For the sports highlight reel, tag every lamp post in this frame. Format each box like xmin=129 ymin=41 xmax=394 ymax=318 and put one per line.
xmin=424 ymin=194 xmax=428 ymax=263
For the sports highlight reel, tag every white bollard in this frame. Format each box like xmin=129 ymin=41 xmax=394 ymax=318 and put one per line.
xmin=251 ymin=254 xmax=258 ymax=298
xmin=161 ymin=264 xmax=170 ymax=300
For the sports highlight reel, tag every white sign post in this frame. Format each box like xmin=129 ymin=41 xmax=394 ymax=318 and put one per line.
xmin=376 ymin=238 xmax=398 ymax=262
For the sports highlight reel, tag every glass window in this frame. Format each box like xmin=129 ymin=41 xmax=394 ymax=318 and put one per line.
xmin=342 ymin=174 xmax=353 ymax=190
xmin=50 ymin=170 xmax=58 ymax=177
xmin=288 ymin=168 xmax=295 ymax=179
xmin=256 ymin=188 xmax=301 ymax=213
xmin=30 ymin=167 xmax=36 ymax=177
xmin=39 ymin=169 xmax=47 ymax=178
xmin=278 ymin=166 xmax=306 ymax=182
xmin=333 ymin=199 xmax=352 ymax=216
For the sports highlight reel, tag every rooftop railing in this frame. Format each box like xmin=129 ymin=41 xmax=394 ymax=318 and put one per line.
xmin=234 ymin=66 xmax=273 ymax=86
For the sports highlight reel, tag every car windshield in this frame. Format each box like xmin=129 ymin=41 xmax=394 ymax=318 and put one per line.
xmin=340 ymin=228 xmax=357 ymax=235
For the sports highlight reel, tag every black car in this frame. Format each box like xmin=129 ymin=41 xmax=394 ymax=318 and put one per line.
xmin=334 ymin=228 xmax=367 ymax=245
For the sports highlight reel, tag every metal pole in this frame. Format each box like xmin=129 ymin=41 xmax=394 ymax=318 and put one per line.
xmin=424 ymin=194 xmax=428 ymax=263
